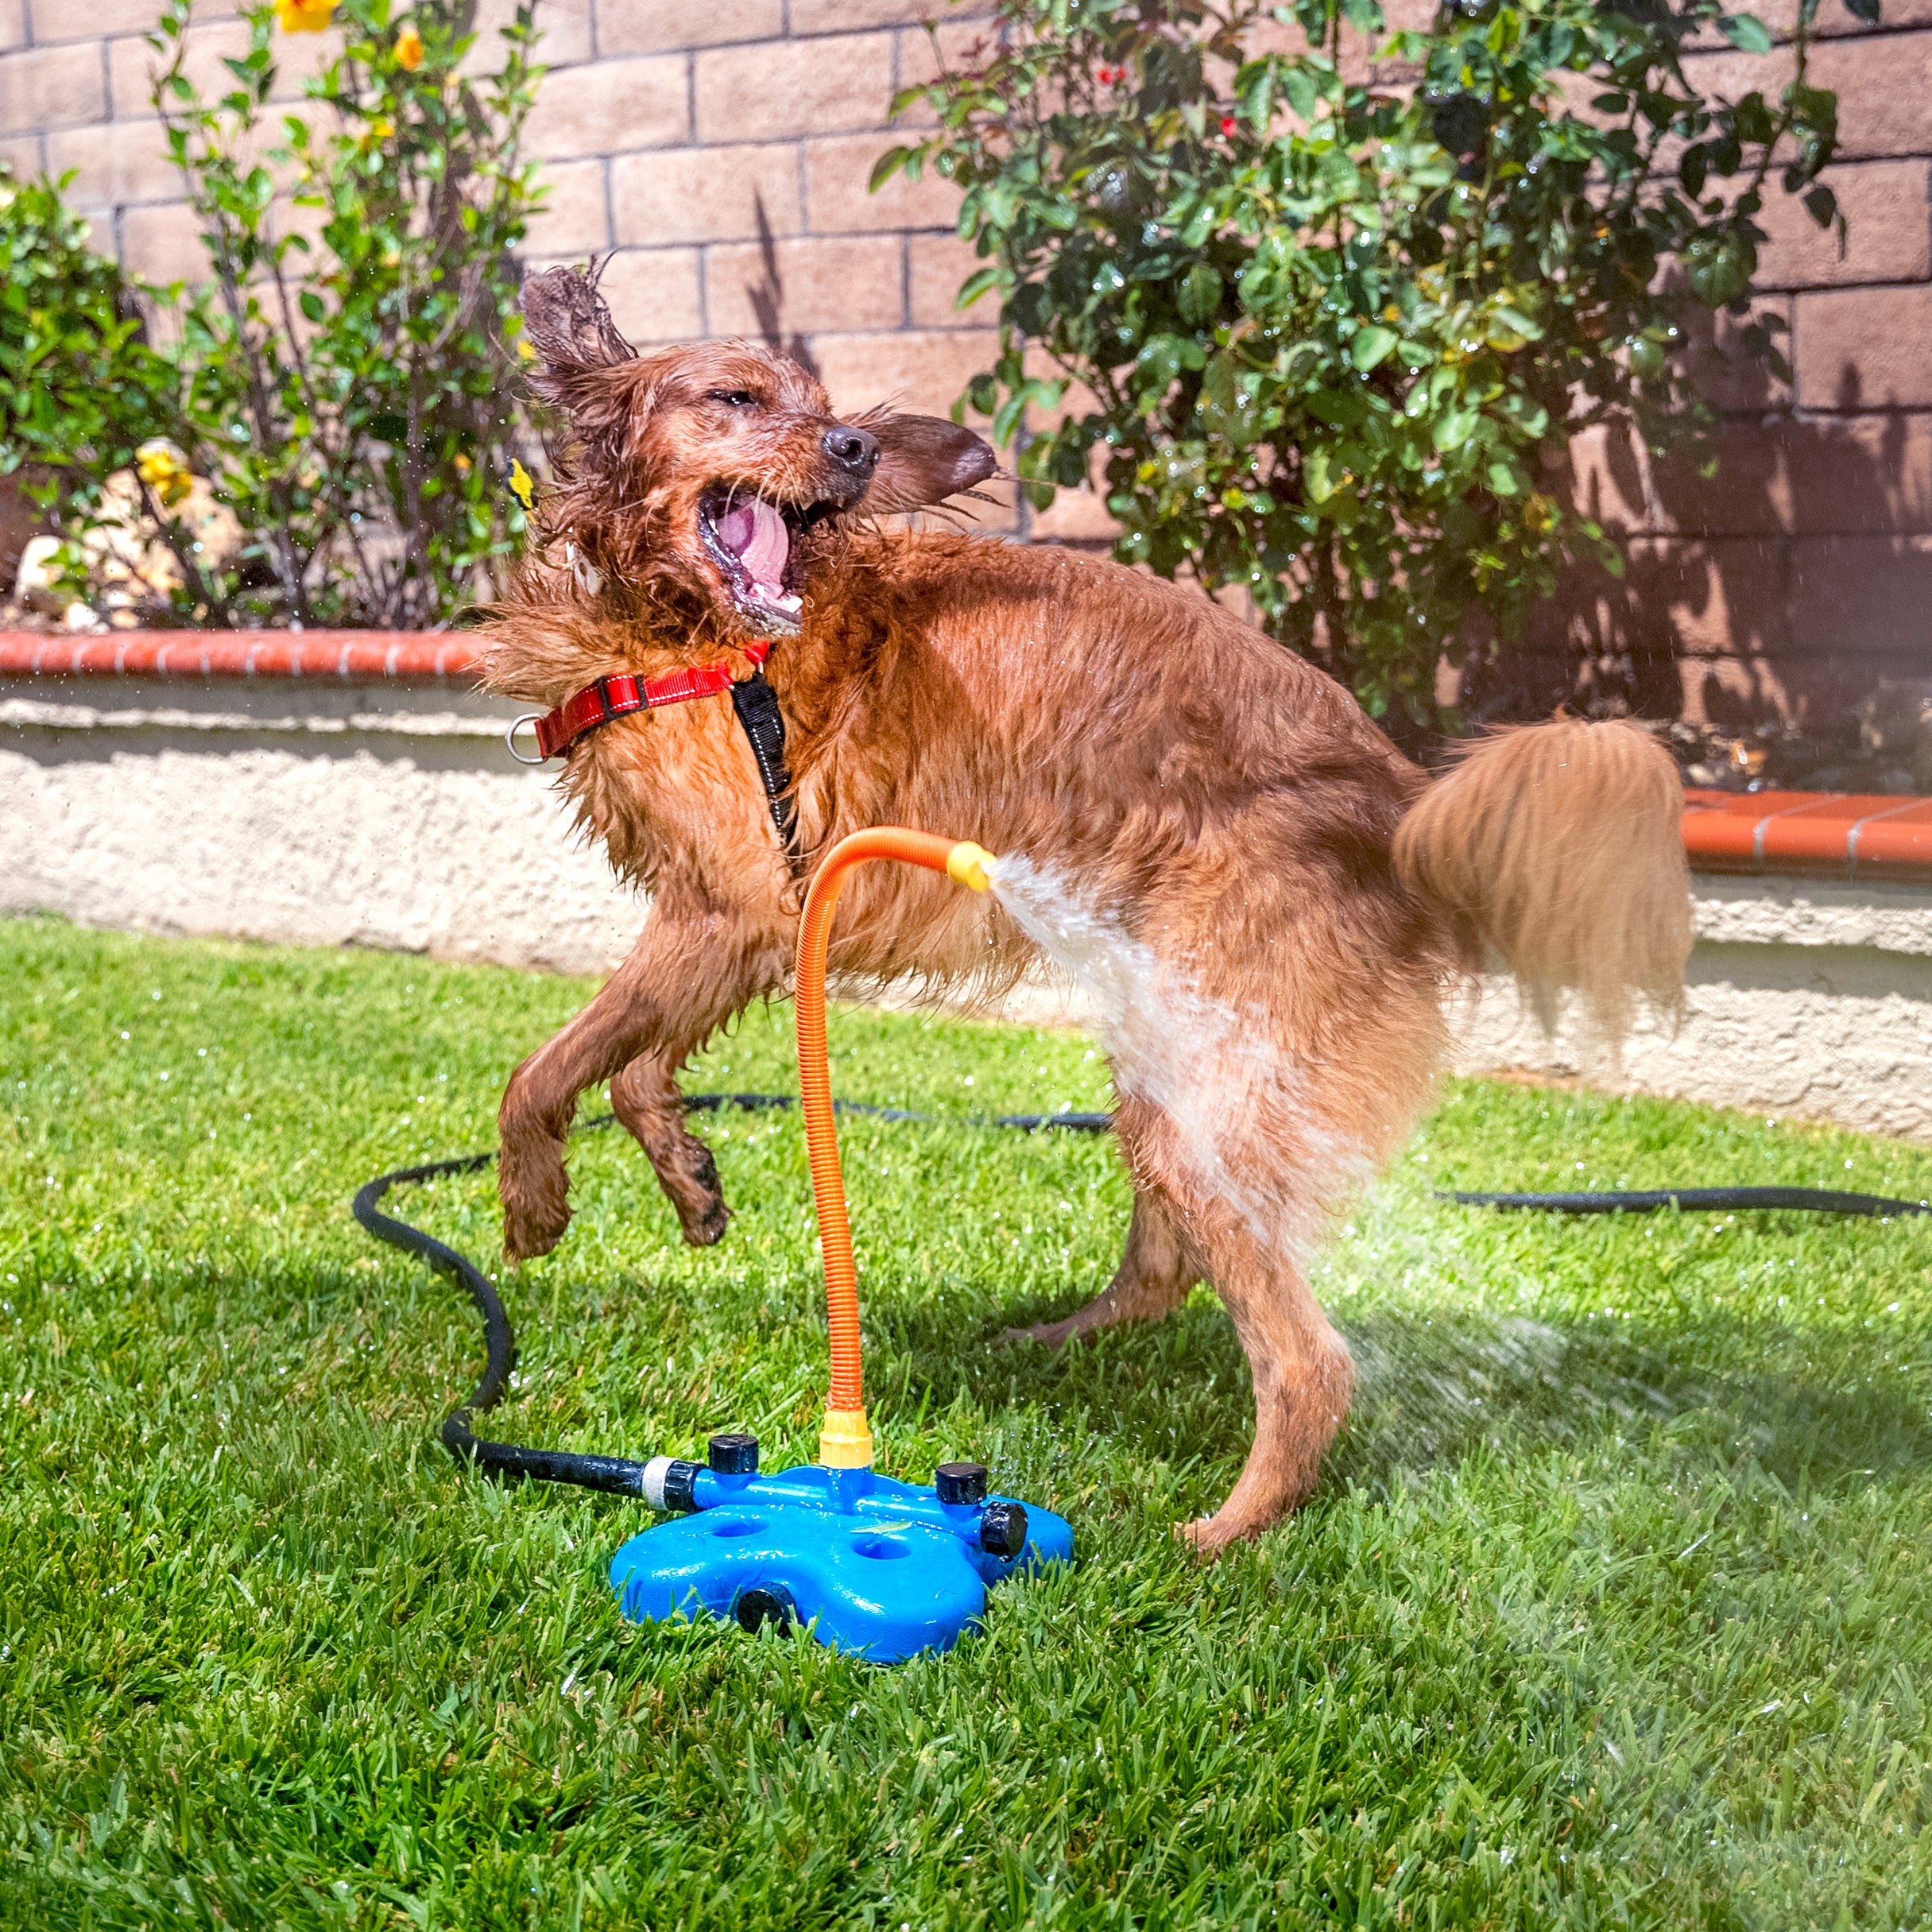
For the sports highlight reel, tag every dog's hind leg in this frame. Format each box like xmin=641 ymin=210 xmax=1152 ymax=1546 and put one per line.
xmin=498 ymin=902 xmax=788 ymax=1262
xmin=1104 ymin=1079 xmax=1369 ymax=1555
xmin=1177 ymin=1228 xmax=1355 ymax=1555
xmin=1006 ymin=1188 xmax=1197 ymax=1348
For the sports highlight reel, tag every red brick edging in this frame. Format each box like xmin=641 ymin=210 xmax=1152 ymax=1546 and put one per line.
xmin=3 ymin=631 xmax=1929 ymax=878
xmin=0 ymin=629 xmax=480 ymax=679
xmin=1683 ymin=788 xmax=1932 ymax=880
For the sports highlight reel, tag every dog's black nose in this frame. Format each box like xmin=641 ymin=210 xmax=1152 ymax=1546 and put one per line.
xmin=822 ymin=424 xmax=880 ymax=475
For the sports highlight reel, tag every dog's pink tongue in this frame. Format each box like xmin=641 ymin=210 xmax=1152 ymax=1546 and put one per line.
xmin=736 ymin=498 xmax=789 ymax=592
xmin=714 ymin=501 xmax=756 ymax=556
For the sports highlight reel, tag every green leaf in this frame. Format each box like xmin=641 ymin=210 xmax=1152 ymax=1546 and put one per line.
xmin=868 ymin=145 xmax=915 ymax=195
xmin=1719 ymin=13 xmax=1774 ymax=52
xmin=1201 ymin=352 xmax=1241 ymax=417
xmin=298 ymin=290 xmax=325 ymax=324
xmin=1177 ymin=263 xmax=1223 ymax=327
xmin=1351 ymin=325 xmax=1397 ymax=372
xmin=955 ymin=265 xmax=1000 ymax=310
xmin=1431 ymin=409 xmax=1478 ymax=452
xmin=1136 ymin=335 xmax=1206 ymax=388
xmin=1307 ymin=388 xmax=1369 ymax=428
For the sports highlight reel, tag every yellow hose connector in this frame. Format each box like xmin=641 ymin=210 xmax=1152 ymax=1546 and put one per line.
xmin=946 ymin=841 xmax=998 ymax=892
xmin=818 ymin=1407 xmax=874 ymax=1469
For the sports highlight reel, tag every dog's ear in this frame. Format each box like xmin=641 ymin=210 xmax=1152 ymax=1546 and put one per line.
xmin=857 ymin=410 xmax=998 ymax=513
xmin=520 ymin=263 xmax=637 ymax=431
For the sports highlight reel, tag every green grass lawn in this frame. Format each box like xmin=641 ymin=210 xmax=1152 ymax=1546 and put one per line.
xmin=4 ymin=916 xmax=1932 ymax=1930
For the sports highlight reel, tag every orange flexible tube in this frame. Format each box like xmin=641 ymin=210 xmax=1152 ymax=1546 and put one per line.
xmin=795 ymin=827 xmax=998 ymax=1469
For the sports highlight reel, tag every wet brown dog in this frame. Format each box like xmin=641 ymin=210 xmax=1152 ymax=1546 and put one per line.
xmin=478 ymin=265 xmax=1691 ymax=1553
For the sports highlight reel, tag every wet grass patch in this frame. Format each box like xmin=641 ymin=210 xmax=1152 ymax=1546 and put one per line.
xmin=4 ymin=920 xmax=1931 ymax=1928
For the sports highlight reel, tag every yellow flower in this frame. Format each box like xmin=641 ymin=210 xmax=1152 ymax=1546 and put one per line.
xmin=274 ymin=0 xmax=337 ymax=31
xmin=395 ymin=23 xmax=424 ymax=69
xmin=368 ymin=116 xmax=395 ymax=141
xmin=137 ymin=439 xmax=193 ymax=509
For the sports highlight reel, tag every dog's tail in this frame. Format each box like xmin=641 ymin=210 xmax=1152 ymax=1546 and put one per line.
xmin=1392 ymin=718 xmax=1691 ymax=1040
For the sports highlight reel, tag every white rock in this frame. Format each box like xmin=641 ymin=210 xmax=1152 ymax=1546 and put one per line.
xmin=12 ymin=469 xmax=245 ymax=616
xmin=14 ymin=534 xmax=72 ymax=613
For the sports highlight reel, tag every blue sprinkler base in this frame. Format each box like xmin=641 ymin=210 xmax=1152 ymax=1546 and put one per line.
xmin=609 ymin=1453 xmax=1073 ymax=1664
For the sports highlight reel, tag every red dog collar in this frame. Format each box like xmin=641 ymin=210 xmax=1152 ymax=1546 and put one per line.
xmin=507 ymin=639 xmax=772 ymax=763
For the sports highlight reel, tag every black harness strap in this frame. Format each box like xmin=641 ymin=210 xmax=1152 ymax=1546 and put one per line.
xmin=730 ymin=668 xmax=804 ymax=874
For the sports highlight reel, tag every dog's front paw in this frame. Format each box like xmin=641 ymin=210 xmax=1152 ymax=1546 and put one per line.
xmin=679 ymin=1193 xmax=732 ymax=1247
xmin=499 ymin=1144 xmax=572 ymax=1263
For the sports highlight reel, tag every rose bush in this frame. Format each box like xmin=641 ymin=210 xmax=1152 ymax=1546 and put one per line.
xmin=884 ymin=0 xmax=1862 ymax=741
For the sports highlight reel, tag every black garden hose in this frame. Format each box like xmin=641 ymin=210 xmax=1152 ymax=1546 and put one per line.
xmin=351 ymin=1094 xmax=1110 ymax=1492
xmin=352 ymin=1093 xmax=1922 ymax=1493
xmin=1445 ymin=1186 xmax=1930 ymax=1217
xmin=352 ymin=1117 xmax=653 ymax=1493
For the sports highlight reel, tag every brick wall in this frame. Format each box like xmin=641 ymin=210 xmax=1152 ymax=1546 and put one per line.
xmin=2 ymin=0 xmax=1929 ymax=713
xmin=1486 ymin=6 xmax=1932 ymax=727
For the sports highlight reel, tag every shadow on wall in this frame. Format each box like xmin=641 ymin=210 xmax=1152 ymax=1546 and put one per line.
xmin=743 ymin=193 xmax=819 ymax=378
xmin=1463 ymin=336 xmax=1932 ymax=738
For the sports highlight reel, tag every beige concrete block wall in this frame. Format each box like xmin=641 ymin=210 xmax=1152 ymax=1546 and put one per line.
xmin=0 ymin=678 xmax=644 ymax=973
xmin=1446 ymin=877 xmax=1932 ymax=1144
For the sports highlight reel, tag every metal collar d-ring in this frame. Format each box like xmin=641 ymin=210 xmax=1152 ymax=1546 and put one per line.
xmin=505 ymin=714 xmax=549 ymax=765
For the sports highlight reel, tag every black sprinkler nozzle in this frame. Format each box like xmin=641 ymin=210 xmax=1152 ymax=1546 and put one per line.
xmin=935 ymin=1462 xmax=989 ymax=1504
xmin=734 ymin=1582 xmax=798 ymax=1635
xmin=979 ymin=1500 xmax=1028 ymax=1558
xmin=708 ymin=1432 xmax=759 ymax=1473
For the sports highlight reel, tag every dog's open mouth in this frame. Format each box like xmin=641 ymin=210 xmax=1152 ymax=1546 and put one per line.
xmin=697 ymin=486 xmax=840 ymax=634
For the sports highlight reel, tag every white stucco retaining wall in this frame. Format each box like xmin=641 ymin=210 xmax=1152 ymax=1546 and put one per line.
xmin=0 ymin=678 xmax=642 ymax=976
xmin=1443 ymin=875 xmax=1932 ymax=1142
xmin=5 ymin=678 xmax=1929 ymax=1142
